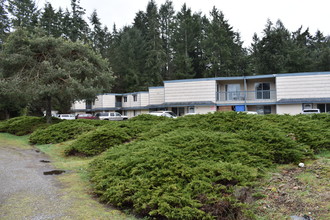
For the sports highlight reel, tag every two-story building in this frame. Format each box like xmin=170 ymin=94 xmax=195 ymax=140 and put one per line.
xmin=70 ymin=71 xmax=330 ymax=117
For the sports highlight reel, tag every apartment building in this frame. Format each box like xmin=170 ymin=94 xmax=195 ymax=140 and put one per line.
xmin=70 ymin=71 xmax=330 ymax=117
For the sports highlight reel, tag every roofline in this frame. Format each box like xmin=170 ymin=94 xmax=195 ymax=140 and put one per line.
xmin=163 ymin=71 xmax=330 ymax=84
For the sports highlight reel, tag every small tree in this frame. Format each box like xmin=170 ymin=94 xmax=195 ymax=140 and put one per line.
xmin=0 ymin=28 xmax=114 ymax=123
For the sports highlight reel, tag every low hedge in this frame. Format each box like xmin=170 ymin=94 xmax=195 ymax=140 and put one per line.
xmin=29 ymin=120 xmax=101 ymax=144
xmin=88 ymin=112 xmax=319 ymax=219
xmin=0 ymin=116 xmax=59 ymax=136
xmin=65 ymin=116 xmax=167 ymax=156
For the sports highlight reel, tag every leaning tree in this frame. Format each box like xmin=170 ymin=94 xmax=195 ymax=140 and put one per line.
xmin=0 ymin=28 xmax=114 ymax=123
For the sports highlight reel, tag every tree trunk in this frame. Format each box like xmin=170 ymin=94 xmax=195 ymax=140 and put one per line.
xmin=45 ymin=96 xmax=52 ymax=124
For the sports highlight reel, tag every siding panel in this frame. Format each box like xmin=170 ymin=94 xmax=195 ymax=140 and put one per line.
xmin=276 ymin=75 xmax=330 ymax=100
xmin=165 ymin=80 xmax=216 ymax=102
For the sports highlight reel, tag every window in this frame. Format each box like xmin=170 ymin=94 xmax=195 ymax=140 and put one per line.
xmin=256 ymin=105 xmax=272 ymax=114
xmin=255 ymin=83 xmax=270 ymax=99
xmin=188 ymin=106 xmax=195 ymax=113
xmin=316 ymin=104 xmax=330 ymax=113
xmin=225 ymin=84 xmax=241 ymax=100
xmin=123 ymin=96 xmax=127 ymax=102
xmin=133 ymin=95 xmax=137 ymax=102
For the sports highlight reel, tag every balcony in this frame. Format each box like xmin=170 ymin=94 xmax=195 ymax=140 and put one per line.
xmin=216 ymin=90 xmax=276 ymax=103
xmin=115 ymin=102 xmax=122 ymax=107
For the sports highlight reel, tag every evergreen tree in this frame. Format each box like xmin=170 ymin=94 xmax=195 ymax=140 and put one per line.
xmin=7 ymin=0 xmax=39 ymax=30
xmin=203 ymin=7 xmax=246 ymax=77
xmin=0 ymin=0 xmax=10 ymax=45
xmin=159 ymin=0 xmax=175 ymax=80
xmin=171 ymin=3 xmax=194 ymax=79
xmin=0 ymin=28 xmax=114 ymax=123
xmin=89 ymin=10 xmax=111 ymax=57
xmin=251 ymin=20 xmax=292 ymax=74
xmin=39 ymin=2 xmax=61 ymax=37
xmin=69 ymin=0 xmax=89 ymax=42
xmin=143 ymin=0 xmax=165 ymax=86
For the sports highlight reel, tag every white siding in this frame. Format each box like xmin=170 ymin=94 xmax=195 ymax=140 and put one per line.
xmin=165 ymin=80 xmax=216 ymax=102
xmin=276 ymin=74 xmax=330 ymax=100
xmin=195 ymin=106 xmax=217 ymax=114
xmin=149 ymin=87 xmax=164 ymax=105
xmin=140 ymin=93 xmax=149 ymax=107
xmin=72 ymin=100 xmax=85 ymax=110
xmin=277 ymin=104 xmax=302 ymax=115
xmin=93 ymin=95 xmax=103 ymax=108
xmin=102 ymin=94 xmax=116 ymax=108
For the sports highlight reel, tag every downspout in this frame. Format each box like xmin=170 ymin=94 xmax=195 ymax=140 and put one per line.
xmin=243 ymin=76 xmax=247 ymax=111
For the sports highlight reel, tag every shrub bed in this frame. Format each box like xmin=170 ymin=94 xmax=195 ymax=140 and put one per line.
xmin=0 ymin=116 xmax=59 ymax=136
xmin=65 ymin=115 xmax=169 ymax=156
xmin=29 ymin=120 xmax=101 ymax=144
xmin=88 ymin=112 xmax=325 ymax=219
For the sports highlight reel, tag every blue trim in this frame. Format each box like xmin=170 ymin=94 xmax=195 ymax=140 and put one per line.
xmin=163 ymin=71 xmax=330 ymax=84
xmin=275 ymin=71 xmax=330 ymax=77
xmin=149 ymin=86 xmax=164 ymax=89
xmin=216 ymin=102 xmax=277 ymax=106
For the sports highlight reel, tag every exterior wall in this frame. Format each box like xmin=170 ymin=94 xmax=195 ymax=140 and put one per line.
xmin=93 ymin=96 xmax=103 ymax=108
xmin=164 ymin=80 xmax=216 ymax=102
xmin=246 ymin=78 xmax=276 ymax=91
xmin=149 ymin=87 xmax=164 ymax=105
xmin=72 ymin=100 xmax=86 ymax=110
xmin=276 ymin=104 xmax=302 ymax=115
xmin=103 ymin=94 xmax=116 ymax=108
xmin=218 ymin=80 xmax=244 ymax=93
xmin=195 ymin=106 xmax=217 ymax=114
xmin=276 ymin=74 xmax=330 ymax=100
xmin=140 ymin=93 xmax=149 ymax=107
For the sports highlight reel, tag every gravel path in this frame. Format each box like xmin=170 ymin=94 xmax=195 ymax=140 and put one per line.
xmin=0 ymin=146 xmax=72 ymax=220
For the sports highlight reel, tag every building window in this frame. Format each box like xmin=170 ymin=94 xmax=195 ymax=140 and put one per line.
xmin=225 ymin=84 xmax=241 ymax=100
xmin=123 ymin=96 xmax=127 ymax=102
xmin=256 ymin=105 xmax=272 ymax=114
xmin=255 ymin=83 xmax=270 ymax=99
xmin=316 ymin=103 xmax=330 ymax=113
xmin=133 ymin=95 xmax=137 ymax=102
xmin=188 ymin=106 xmax=195 ymax=113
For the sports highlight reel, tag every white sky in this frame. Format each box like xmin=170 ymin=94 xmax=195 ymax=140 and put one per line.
xmin=36 ymin=0 xmax=330 ymax=47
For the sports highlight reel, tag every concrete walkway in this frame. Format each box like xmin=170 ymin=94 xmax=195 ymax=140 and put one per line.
xmin=0 ymin=146 xmax=71 ymax=220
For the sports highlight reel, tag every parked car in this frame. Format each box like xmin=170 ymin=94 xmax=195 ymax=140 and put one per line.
xmin=301 ymin=109 xmax=320 ymax=114
xmin=95 ymin=112 xmax=128 ymax=121
xmin=58 ymin=114 xmax=75 ymax=120
xmin=76 ymin=114 xmax=98 ymax=120
xmin=242 ymin=111 xmax=258 ymax=115
xmin=149 ymin=111 xmax=177 ymax=118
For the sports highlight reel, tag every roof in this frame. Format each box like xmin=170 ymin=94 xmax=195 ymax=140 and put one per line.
xmin=277 ymin=98 xmax=330 ymax=104
xmin=148 ymin=101 xmax=215 ymax=108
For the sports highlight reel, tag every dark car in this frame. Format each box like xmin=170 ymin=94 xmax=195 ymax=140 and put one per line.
xmin=76 ymin=114 xmax=98 ymax=120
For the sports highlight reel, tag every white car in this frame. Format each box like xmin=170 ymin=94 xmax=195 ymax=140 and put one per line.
xmin=301 ymin=109 xmax=320 ymax=114
xmin=149 ymin=111 xmax=177 ymax=118
xmin=58 ymin=114 xmax=76 ymax=120
xmin=95 ymin=112 xmax=128 ymax=120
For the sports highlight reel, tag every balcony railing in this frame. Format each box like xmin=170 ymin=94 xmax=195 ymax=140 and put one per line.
xmin=216 ymin=90 xmax=276 ymax=102
xmin=115 ymin=102 xmax=122 ymax=107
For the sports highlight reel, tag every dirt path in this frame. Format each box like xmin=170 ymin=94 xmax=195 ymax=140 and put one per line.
xmin=0 ymin=146 xmax=72 ymax=219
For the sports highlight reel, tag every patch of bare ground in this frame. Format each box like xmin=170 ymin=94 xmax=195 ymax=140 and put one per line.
xmin=254 ymin=156 xmax=330 ymax=220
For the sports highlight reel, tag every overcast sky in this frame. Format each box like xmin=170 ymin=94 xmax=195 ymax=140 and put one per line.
xmin=36 ymin=0 xmax=330 ymax=47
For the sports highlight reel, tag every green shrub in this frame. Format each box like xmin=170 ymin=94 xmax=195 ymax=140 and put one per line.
xmin=89 ymin=129 xmax=263 ymax=219
xmin=29 ymin=120 xmax=98 ymax=144
xmin=0 ymin=116 xmax=59 ymax=136
xmin=64 ymin=117 xmax=169 ymax=156
xmin=65 ymin=125 xmax=131 ymax=156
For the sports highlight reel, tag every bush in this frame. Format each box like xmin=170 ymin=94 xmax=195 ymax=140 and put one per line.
xmin=88 ymin=112 xmax=330 ymax=219
xmin=65 ymin=117 xmax=169 ymax=156
xmin=0 ymin=116 xmax=59 ymax=136
xmin=29 ymin=120 xmax=99 ymax=144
